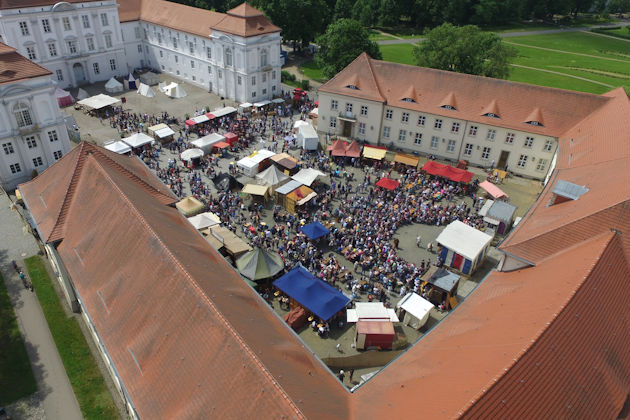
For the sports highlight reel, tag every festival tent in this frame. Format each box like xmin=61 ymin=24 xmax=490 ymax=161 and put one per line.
xmin=237 ymin=149 xmax=275 ymax=177
xmin=256 ymin=165 xmax=289 ymax=187
xmin=301 ymin=221 xmax=330 ymax=240
xmin=104 ymin=77 xmax=123 ymax=93
xmin=436 ymin=220 xmax=492 ymax=276
xmin=241 ymin=184 xmax=270 ymax=200
xmin=76 ymin=88 xmax=89 ymax=100
xmin=355 ymin=320 xmax=395 ymax=350
xmin=485 ymin=200 xmax=517 ymax=234
xmin=375 ymin=177 xmax=401 ymax=191
xmin=212 ymin=173 xmax=242 ymax=191
xmin=272 ymin=98 xmax=285 ymax=104
xmin=139 ymin=71 xmax=159 ymax=86
xmin=208 ymin=106 xmax=237 ymax=119
xmin=393 ymin=153 xmax=419 ymax=167
xmin=164 ymin=82 xmax=187 ymax=98
xmin=291 ymin=168 xmax=325 ymax=187
xmin=187 ymin=212 xmax=220 ymax=230
xmin=253 ymin=100 xmax=271 ymax=108
xmin=123 ymin=73 xmax=137 ymax=90
xmin=479 ymin=180 xmax=509 ymax=200
xmin=122 ymin=132 xmax=154 ymax=148
xmin=175 ymin=196 xmax=205 ymax=216
xmin=273 ymin=265 xmax=350 ymax=321
xmin=420 ymin=266 xmax=461 ymax=310
xmin=103 ymin=140 xmax=131 ymax=154
xmin=238 ymin=102 xmax=252 ymax=113
xmin=136 ymin=83 xmax=155 ymax=98
xmin=396 ymin=293 xmax=434 ymax=330
xmin=345 ymin=140 xmax=362 ymax=158
xmin=296 ymin=123 xmax=319 ymax=150
xmin=236 ymin=247 xmax=284 ymax=281
xmin=185 ymin=115 xmax=210 ymax=126
xmin=55 ymin=88 xmax=74 ymax=107
xmin=213 ymin=141 xmax=230 ymax=150
xmin=362 ymin=145 xmax=387 ymax=160
xmin=78 ymin=94 xmax=120 ymax=110
xmin=329 ymin=139 xmax=348 ymax=157
xmin=224 ymin=132 xmax=238 ymax=146
xmin=286 ymin=185 xmax=316 ymax=213
xmin=191 ymin=133 xmax=225 ymax=154
xmin=293 ymin=120 xmax=309 ymax=129
xmin=270 ymin=153 xmax=298 ymax=174
xmin=148 ymin=123 xmax=175 ymax=142
xmin=158 ymin=81 xmax=168 ymax=93
xmin=421 ymin=161 xmax=474 ymax=183
xmin=346 ymin=302 xmax=399 ymax=323
xmin=180 ymin=148 xmax=204 ymax=161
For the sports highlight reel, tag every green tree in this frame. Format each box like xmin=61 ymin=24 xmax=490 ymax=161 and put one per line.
xmin=413 ymin=23 xmax=517 ymax=79
xmin=608 ymin=0 xmax=630 ymax=14
xmin=315 ymin=19 xmax=382 ymax=78
xmin=351 ymin=0 xmax=380 ymax=26
xmin=262 ymin=0 xmax=330 ymax=49
xmin=333 ymin=0 xmax=355 ymax=20
xmin=472 ymin=0 xmax=522 ymax=25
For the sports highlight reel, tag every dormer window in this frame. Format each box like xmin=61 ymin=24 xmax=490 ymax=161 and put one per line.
xmin=441 ymin=105 xmax=456 ymax=111
xmin=548 ymin=180 xmax=588 ymax=206
xmin=345 ymin=84 xmax=359 ymax=90
xmin=402 ymin=97 xmax=415 ymax=103
xmin=526 ymin=120 xmax=543 ymax=126
xmin=484 ymin=112 xmax=499 ymax=119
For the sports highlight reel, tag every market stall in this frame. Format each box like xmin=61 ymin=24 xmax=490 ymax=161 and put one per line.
xmin=241 ymin=184 xmax=271 ymax=201
xmin=78 ymin=94 xmax=121 ymax=110
xmin=175 ymin=196 xmax=205 ymax=216
xmin=362 ymin=145 xmax=387 ymax=161
xmin=355 ymin=320 xmax=395 ymax=350
xmin=393 ymin=153 xmax=419 ymax=168
xmin=396 ymin=293 xmax=434 ymax=330
xmin=275 ymin=179 xmax=302 ymax=208
xmin=421 ymin=161 xmax=474 ymax=183
xmin=185 ymin=114 xmax=210 ymax=127
xmin=224 ymin=132 xmax=238 ymax=146
xmin=255 ymin=165 xmax=289 ymax=187
xmin=122 ymin=132 xmax=154 ymax=149
xmin=291 ymin=168 xmax=325 ymax=187
xmin=485 ymin=200 xmax=517 ymax=234
xmin=420 ymin=266 xmax=460 ymax=310
xmin=105 ymin=77 xmax=123 ymax=93
xmin=236 ymin=247 xmax=284 ymax=281
xmin=191 ymin=133 xmax=225 ymax=154
xmin=123 ymin=73 xmax=137 ymax=90
xmin=375 ymin=177 xmax=401 ymax=191
xmin=435 ymin=220 xmax=492 ymax=276
xmin=207 ymin=106 xmax=237 ymax=119
xmin=237 ymin=149 xmax=275 ymax=176
xmin=55 ymin=88 xmax=74 ymax=107
xmin=103 ymin=140 xmax=131 ymax=155
xmin=479 ymin=180 xmax=509 ymax=200
xmin=270 ymin=153 xmax=298 ymax=175
xmin=301 ymin=221 xmax=329 ymax=240
xmin=297 ymin=122 xmax=319 ymax=150
xmin=180 ymin=148 xmax=204 ymax=164
xmin=187 ymin=212 xmax=220 ymax=230
xmin=346 ymin=302 xmax=399 ymax=323
xmin=148 ymin=123 xmax=175 ymax=143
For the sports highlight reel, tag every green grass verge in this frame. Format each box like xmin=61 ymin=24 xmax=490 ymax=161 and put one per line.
xmin=300 ymin=59 xmax=328 ymax=82
xmin=0 ymin=272 xmax=37 ymax=406
xmin=24 ymin=256 xmax=118 ymax=420
xmin=591 ymin=27 xmax=630 ymax=40
xmin=379 ymin=43 xmax=416 ymax=65
xmin=507 ymin=66 xmax=611 ymax=94
xmin=368 ymin=29 xmax=395 ymax=41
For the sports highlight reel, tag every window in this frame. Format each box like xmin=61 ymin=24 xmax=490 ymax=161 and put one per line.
xmin=401 ymin=112 xmax=409 ymax=123
xmin=272 ymin=71 xmax=276 ymax=80
xmin=330 ymin=116 xmax=337 ymax=128
xmin=104 ymin=34 xmax=112 ymax=49
xmin=261 ymin=49 xmax=268 ymax=67
xmin=174 ymin=55 xmax=178 ymax=63
xmin=55 ymin=69 xmax=63 ymax=81
xmin=252 ymin=76 xmax=256 ymax=85
xmin=9 ymin=163 xmax=21 ymax=174
xmin=63 ymin=17 xmax=71 ymax=31
xmin=486 ymin=129 xmax=496 ymax=141
xmin=32 ymin=157 xmax=43 ymax=167
xmin=517 ymin=154 xmax=528 ymax=167
xmin=206 ymin=47 xmax=212 ymax=59
xmin=237 ymin=76 xmax=242 ymax=85
xmin=358 ymin=122 xmax=365 ymax=135
xmin=331 ymin=100 xmax=338 ymax=110
xmin=481 ymin=147 xmax=491 ymax=160
xmin=430 ymin=136 xmax=439 ymax=149
xmin=137 ymin=44 xmax=142 ymax=53
xmin=157 ymin=33 xmax=162 ymax=45
xmin=536 ymin=159 xmax=548 ymax=172
xmin=398 ymin=129 xmax=406 ymax=142
xmin=110 ymin=59 xmax=116 ymax=71
xmin=434 ymin=119 xmax=442 ymax=129
xmin=262 ymin=88 xmax=266 ymax=95
xmin=14 ymin=104 xmax=33 ymax=128
xmin=417 ymin=115 xmax=425 ymax=126
xmin=172 ymin=37 xmax=178 ymax=49
xmin=463 ymin=143 xmax=473 ymax=156
xmin=48 ymin=130 xmax=58 ymax=142
xmin=451 ymin=122 xmax=460 ymax=133
xmin=385 ymin=109 xmax=393 ymax=120
xmin=345 ymin=103 xmax=353 ymax=114
xmin=524 ymin=136 xmax=534 ymax=148
xmin=383 ymin=126 xmax=390 ymax=138
xmin=86 ymin=37 xmax=95 ymax=51
xmin=93 ymin=62 xmax=100 ymax=74
xmin=225 ymin=48 xmax=232 ymax=66
xmin=544 ymin=139 xmax=554 ymax=152
xmin=53 ymin=150 xmax=63 ymax=160
xmin=218 ymin=69 xmax=222 ymax=78
xmin=272 ymin=85 xmax=276 ymax=91
xmin=160 ymin=50 xmax=164 ymax=58
xmin=505 ymin=132 xmax=515 ymax=144
xmin=100 ymin=13 xmax=109 ymax=26
xmin=468 ymin=125 xmax=478 ymax=136
xmin=19 ymin=21 xmax=29 ymax=36
xmin=135 ymin=27 xmax=141 ymax=39
xmin=161 ymin=65 xmax=165 ymax=70
xmin=190 ymin=60 xmax=195 ymax=69
xmin=189 ymin=42 xmax=194 ymax=54
xmin=42 ymin=19 xmax=51 ymax=33
xmin=262 ymin=73 xmax=266 ymax=83
xmin=2 ymin=142 xmax=14 ymax=155
xmin=192 ymin=75 xmax=197 ymax=82
xmin=26 ymin=136 xmax=37 ymax=149
xmin=208 ymin=66 xmax=212 ymax=74
xmin=360 ymin=105 xmax=368 ymax=116
xmin=26 ymin=47 xmax=36 ymax=60
xmin=447 ymin=139 xmax=456 ymax=152
xmin=143 ymin=29 xmax=147 ymax=39
xmin=414 ymin=133 xmax=422 ymax=145
xmin=82 ymin=15 xmax=90 ymax=29
xmin=48 ymin=43 xmax=57 ymax=57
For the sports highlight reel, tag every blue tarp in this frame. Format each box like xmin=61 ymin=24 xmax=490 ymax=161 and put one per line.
xmin=273 ymin=266 xmax=350 ymax=321
xmin=301 ymin=221 xmax=330 ymax=240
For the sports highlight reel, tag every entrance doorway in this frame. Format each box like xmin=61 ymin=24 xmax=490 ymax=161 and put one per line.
xmin=72 ymin=63 xmax=86 ymax=84
xmin=498 ymin=150 xmax=510 ymax=169
xmin=342 ymin=120 xmax=352 ymax=137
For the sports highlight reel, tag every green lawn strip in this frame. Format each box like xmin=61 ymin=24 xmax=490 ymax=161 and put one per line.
xmin=300 ymin=60 xmax=328 ymax=83
xmin=507 ymin=65 xmax=610 ymax=94
xmin=24 ymin=256 xmax=118 ymax=420
xmin=480 ymin=23 xmax=556 ymax=33
xmin=591 ymin=27 xmax=630 ymax=40
xmin=506 ymin=32 xmax=630 ymax=59
xmin=0 ymin=272 xmax=37 ymax=406
xmin=368 ymin=30 xmax=395 ymax=41
xmin=379 ymin=43 xmax=416 ymax=65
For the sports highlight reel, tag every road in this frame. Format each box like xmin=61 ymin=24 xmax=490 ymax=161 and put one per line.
xmin=0 ymin=191 xmax=82 ymax=420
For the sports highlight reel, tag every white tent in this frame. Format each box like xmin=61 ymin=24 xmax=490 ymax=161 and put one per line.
xmin=237 ymin=157 xmax=258 ymax=177
xmin=164 ymin=82 xmax=187 ymax=98
xmin=253 ymin=100 xmax=271 ymax=108
xmin=297 ymin=122 xmax=319 ymax=150
xmin=158 ymin=81 xmax=168 ymax=93
xmin=103 ymin=140 xmax=132 ymax=154
xmin=76 ymin=88 xmax=89 ymax=100
xmin=122 ymin=132 xmax=154 ymax=148
xmin=139 ymin=71 xmax=160 ymax=86
xmin=255 ymin=165 xmax=289 ymax=186
xmin=293 ymin=120 xmax=308 ymax=129
xmin=396 ymin=293 xmax=434 ymax=330
xmin=78 ymin=94 xmax=121 ymax=110
xmin=191 ymin=133 xmax=225 ymax=154
xmin=238 ymin=102 xmax=252 ymax=113
xmin=291 ymin=168 xmax=325 ymax=187
xmin=180 ymin=148 xmax=204 ymax=161
xmin=104 ymin=77 xmax=123 ymax=93
xmin=136 ymin=83 xmax=155 ymax=98
xmin=210 ymin=106 xmax=237 ymax=118
xmin=271 ymin=98 xmax=284 ymax=104
xmin=347 ymin=302 xmax=399 ymax=323
xmin=187 ymin=212 xmax=220 ymax=230
xmin=436 ymin=220 xmax=493 ymax=276
xmin=155 ymin=126 xmax=175 ymax=139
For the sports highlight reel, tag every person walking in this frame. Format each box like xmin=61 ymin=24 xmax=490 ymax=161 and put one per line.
xmin=416 ymin=235 xmax=422 ymax=248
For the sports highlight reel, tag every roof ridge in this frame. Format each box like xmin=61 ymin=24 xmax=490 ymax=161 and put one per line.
xmin=364 ymin=54 xmax=385 ymax=102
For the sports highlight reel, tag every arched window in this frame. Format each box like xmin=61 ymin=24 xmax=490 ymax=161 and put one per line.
xmin=225 ymin=47 xmax=232 ymax=66
xmin=13 ymin=103 xmax=33 ymax=128
xmin=260 ymin=49 xmax=268 ymax=67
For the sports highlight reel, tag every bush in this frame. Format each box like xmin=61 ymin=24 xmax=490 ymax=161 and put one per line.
xmin=300 ymin=79 xmax=311 ymax=91
xmin=281 ymin=70 xmax=296 ymax=83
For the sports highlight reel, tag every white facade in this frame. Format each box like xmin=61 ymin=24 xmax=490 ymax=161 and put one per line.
xmin=0 ymin=74 xmax=72 ymax=190
xmin=0 ymin=1 xmax=126 ymax=88
xmin=318 ymin=92 xmax=558 ymax=180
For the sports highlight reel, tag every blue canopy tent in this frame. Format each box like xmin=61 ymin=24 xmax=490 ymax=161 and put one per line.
xmin=301 ymin=221 xmax=330 ymax=240
xmin=273 ymin=266 xmax=350 ymax=321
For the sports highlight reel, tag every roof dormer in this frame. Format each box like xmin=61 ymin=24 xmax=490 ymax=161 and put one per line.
xmin=524 ymin=107 xmax=545 ymax=127
xmin=400 ymin=85 xmax=418 ymax=103
xmin=481 ymin=99 xmax=500 ymax=119
xmin=548 ymin=180 xmax=588 ymax=206
xmin=344 ymin=75 xmax=360 ymax=90
xmin=439 ymin=92 xmax=457 ymax=111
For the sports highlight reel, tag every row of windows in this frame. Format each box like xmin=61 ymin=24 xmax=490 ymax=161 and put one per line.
xmin=7 ymin=151 xmax=62 ymax=174
xmin=461 ymin=144 xmax=548 ymax=171
xmin=27 ymin=34 xmax=113 ymax=60
xmin=2 ymin=132 xmax=59 ymax=156
xmin=19 ymin=13 xmax=110 ymax=38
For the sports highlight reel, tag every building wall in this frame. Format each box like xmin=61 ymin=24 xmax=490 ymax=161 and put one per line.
xmin=0 ymin=76 xmax=72 ymax=190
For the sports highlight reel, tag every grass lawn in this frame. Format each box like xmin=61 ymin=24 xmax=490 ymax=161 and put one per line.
xmin=379 ymin=43 xmax=416 ymax=65
xmin=300 ymin=60 xmax=328 ymax=82
xmin=480 ymin=22 xmax=556 ymax=33
xmin=591 ymin=27 xmax=630 ymax=40
xmin=25 ymin=256 xmax=118 ymax=420
xmin=0 ymin=272 xmax=37 ymax=406
xmin=368 ymin=29 xmax=395 ymax=41
xmin=508 ymin=66 xmax=611 ymax=94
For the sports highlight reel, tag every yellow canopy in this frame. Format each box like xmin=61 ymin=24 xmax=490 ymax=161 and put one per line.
xmin=175 ymin=196 xmax=204 ymax=216
xmin=363 ymin=146 xmax=387 ymax=160
xmin=394 ymin=153 xmax=419 ymax=167
xmin=241 ymin=184 xmax=270 ymax=197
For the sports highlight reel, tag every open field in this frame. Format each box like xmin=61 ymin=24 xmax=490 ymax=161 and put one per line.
xmin=379 ymin=43 xmax=416 ymax=65
xmin=301 ymin=59 xmax=328 ymax=82
xmin=591 ymin=27 xmax=630 ymax=40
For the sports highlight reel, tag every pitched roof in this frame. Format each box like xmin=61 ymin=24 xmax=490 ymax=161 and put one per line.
xmin=0 ymin=0 xmax=99 ymax=9
xmin=318 ymin=53 xmax=385 ymax=103
xmin=0 ymin=42 xmax=51 ymax=85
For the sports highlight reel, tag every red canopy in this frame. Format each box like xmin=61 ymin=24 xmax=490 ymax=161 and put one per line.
xmin=330 ymin=139 xmax=348 ymax=157
xmin=206 ymin=112 xmax=216 ymax=119
xmin=213 ymin=141 xmax=230 ymax=149
xmin=184 ymin=119 xmax=195 ymax=126
xmin=224 ymin=132 xmax=238 ymax=145
xmin=421 ymin=161 xmax=474 ymax=183
xmin=345 ymin=140 xmax=361 ymax=158
xmin=375 ymin=177 xmax=401 ymax=191
xmin=329 ymin=139 xmax=361 ymax=158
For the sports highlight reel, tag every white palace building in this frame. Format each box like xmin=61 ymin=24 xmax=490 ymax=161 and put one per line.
xmin=0 ymin=0 xmax=282 ymax=102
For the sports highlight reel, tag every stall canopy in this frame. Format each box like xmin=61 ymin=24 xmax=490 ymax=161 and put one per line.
xmin=212 ymin=173 xmax=243 ymax=191
xmin=287 ymin=185 xmax=316 ymax=207
xmin=479 ymin=180 xmax=509 ymax=199
xmin=271 ymin=153 xmax=298 ymax=171
xmin=137 ymin=83 xmax=155 ymax=98
xmin=76 ymin=88 xmax=89 ymax=100
xmin=421 ymin=161 xmax=474 ymax=183
xmin=424 ymin=267 xmax=460 ymax=295
xmin=103 ymin=140 xmax=131 ymax=154
xmin=345 ymin=140 xmax=362 ymax=158
xmin=346 ymin=302 xmax=399 ymax=323
xmin=175 ymin=196 xmax=205 ymax=216
xmin=187 ymin=212 xmax=220 ymax=230
xmin=236 ymin=247 xmax=284 ymax=281
xmin=485 ymin=200 xmax=517 ymax=234
xmin=375 ymin=177 xmax=401 ymax=191
xmin=78 ymin=94 xmax=121 ymax=110
xmin=105 ymin=77 xmax=124 ymax=93
xmin=329 ymin=139 xmax=348 ymax=157
xmin=123 ymin=73 xmax=137 ymax=90
xmin=213 ymin=141 xmax=230 ymax=149
xmin=363 ymin=145 xmax=387 ymax=160
xmin=256 ymin=165 xmax=289 ymax=186
xmin=155 ymin=126 xmax=175 ymax=139
xmin=209 ymin=226 xmax=252 ymax=257
xmin=291 ymin=168 xmax=325 ymax=186
xmin=139 ymin=71 xmax=159 ymax=86
xmin=294 ymin=120 xmax=309 ymax=129
xmin=254 ymin=100 xmax=271 ymax=108
xmin=301 ymin=221 xmax=330 ymax=240
xmin=224 ymin=132 xmax=238 ymax=145
xmin=180 ymin=148 xmax=204 ymax=161
xmin=55 ymin=88 xmax=74 ymax=107
xmin=275 ymin=179 xmax=302 ymax=196
xmin=394 ymin=153 xmax=419 ymax=167
xmin=396 ymin=293 xmax=434 ymax=330
xmin=272 ymin=98 xmax=285 ymax=104
xmin=436 ymin=220 xmax=492 ymax=262
xmin=191 ymin=133 xmax=225 ymax=153
xmin=241 ymin=184 xmax=270 ymax=198
xmin=208 ymin=106 xmax=237 ymax=119
xmin=185 ymin=115 xmax=210 ymax=126
xmin=122 ymin=132 xmax=154 ymax=148
xmin=273 ymin=265 xmax=350 ymax=321
xmin=238 ymin=102 xmax=252 ymax=111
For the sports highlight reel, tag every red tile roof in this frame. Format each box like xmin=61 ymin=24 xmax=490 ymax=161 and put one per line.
xmin=0 ymin=42 xmax=51 ymax=84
